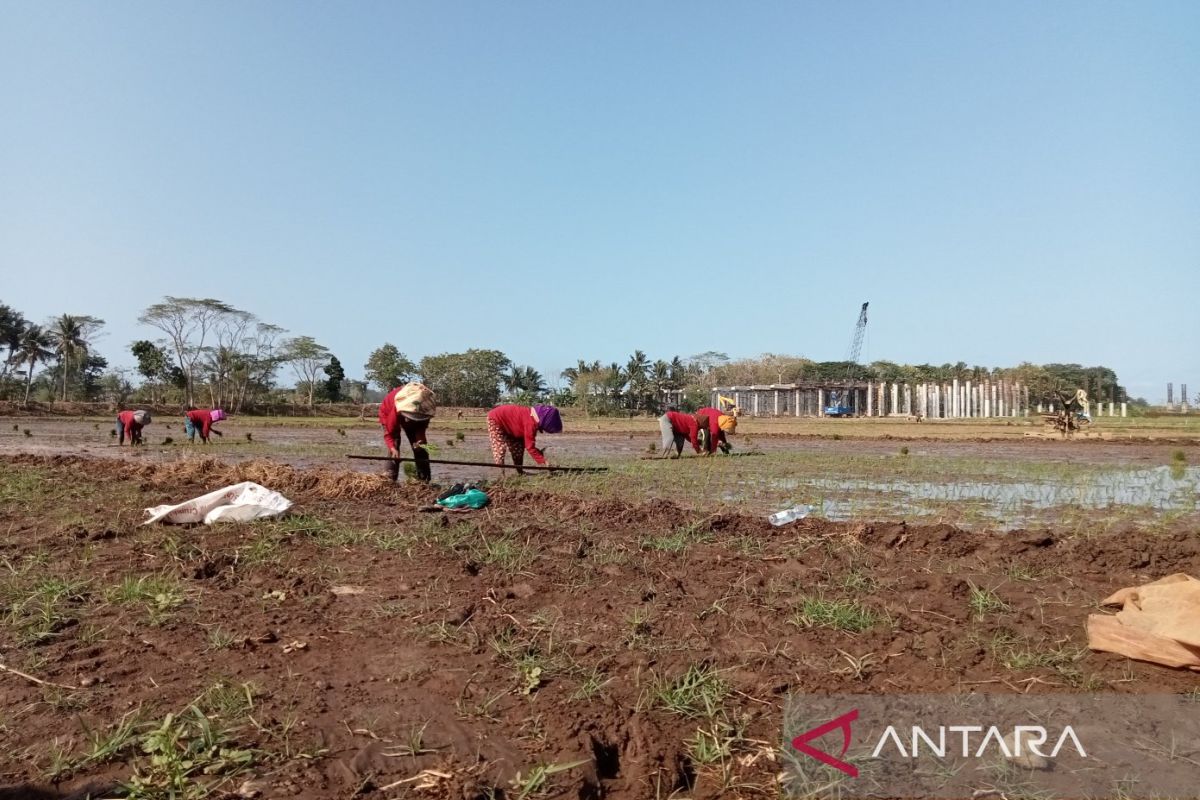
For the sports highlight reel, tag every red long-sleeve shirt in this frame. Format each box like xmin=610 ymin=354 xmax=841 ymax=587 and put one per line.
xmin=378 ymin=387 xmax=429 ymax=451
xmin=665 ymin=411 xmax=701 ymax=452
xmin=487 ymin=404 xmax=546 ymax=464
xmin=185 ymin=409 xmax=213 ymax=439
xmin=117 ymin=410 xmax=143 ymax=443
xmin=695 ymin=407 xmax=724 ymax=453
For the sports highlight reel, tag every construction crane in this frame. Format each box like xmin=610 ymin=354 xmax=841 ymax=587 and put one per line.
xmin=823 ymin=302 xmax=869 ymax=417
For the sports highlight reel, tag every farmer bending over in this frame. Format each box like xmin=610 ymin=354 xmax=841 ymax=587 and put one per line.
xmin=185 ymin=408 xmax=226 ymax=443
xmin=657 ymin=409 xmax=701 ymax=458
xmin=379 ymin=382 xmax=437 ymax=482
xmin=487 ymin=403 xmax=562 ymax=475
xmin=116 ymin=409 xmax=151 ymax=446
xmin=694 ymin=405 xmax=737 ymax=455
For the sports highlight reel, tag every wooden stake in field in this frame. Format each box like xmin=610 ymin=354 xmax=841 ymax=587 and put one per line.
xmin=346 ymin=454 xmax=607 ymax=473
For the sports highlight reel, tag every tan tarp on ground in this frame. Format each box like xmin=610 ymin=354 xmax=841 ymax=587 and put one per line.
xmin=1087 ymin=573 xmax=1200 ymax=671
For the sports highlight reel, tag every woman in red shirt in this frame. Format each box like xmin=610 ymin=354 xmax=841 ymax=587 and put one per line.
xmin=378 ymin=383 xmax=437 ymax=482
xmin=694 ymin=406 xmax=737 ymax=454
xmin=115 ymin=409 xmax=151 ymax=446
xmin=486 ymin=404 xmax=562 ymax=474
xmin=184 ymin=408 xmax=226 ymax=443
xmin=657 ymin=409 xmax=701 ymax=458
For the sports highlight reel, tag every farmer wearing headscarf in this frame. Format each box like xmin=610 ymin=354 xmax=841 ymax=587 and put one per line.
xmin=486 ymin=403 xmax=562 ymax=474
xmin=694 ymin=405 xmax=737 ymax=455
xmin=115 ymin=409 xmax=151 ymax=446
xmin=378 ymin=382 xmax=437 ymax=482
xmin=657 ymin=409 xmax=701 ymax=458
xmin=184 ymin=408 xmax=226 ymax=444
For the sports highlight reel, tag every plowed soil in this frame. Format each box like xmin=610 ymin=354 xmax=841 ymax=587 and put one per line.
xmin=1 ymin=454 xmax=1198 ymax=800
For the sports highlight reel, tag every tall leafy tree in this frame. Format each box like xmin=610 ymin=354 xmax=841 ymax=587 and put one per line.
xmin=324 ymin=355 xmax=345 ymax=401
xmin=418 ymin=349 xmax=510 ymax=407
xmin=364 ymin=344 xmax=416 ymax=392
xmin=130 ymin=340 xmax=184 ymax=404
xmin=138 ymin=297 xmax=238 ymax=406
xmin=280 ymin=336 xmax=332 ymax=406
xmin=235 ymin=323 xmax=286 ymax=410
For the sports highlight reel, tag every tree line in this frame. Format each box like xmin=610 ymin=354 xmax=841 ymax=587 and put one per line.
xmin=1 ymin=296 xmax=1140 ymax=412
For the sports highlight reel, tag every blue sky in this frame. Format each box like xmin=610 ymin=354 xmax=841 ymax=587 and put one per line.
xmin=1 ymin=2 xmax=1197 ymax=401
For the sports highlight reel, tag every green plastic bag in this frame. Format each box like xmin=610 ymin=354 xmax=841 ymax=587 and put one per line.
xmin=437 ymin=488 xmax=489 ymax=509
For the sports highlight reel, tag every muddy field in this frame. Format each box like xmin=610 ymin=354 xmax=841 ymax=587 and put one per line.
xmin=3 ymin=415 xmax=1199 ymax=474
xmin=3 ymin=417 xmax=1198 ymax=532
xmin=2 ymin=440 xmax=1199 ymax=800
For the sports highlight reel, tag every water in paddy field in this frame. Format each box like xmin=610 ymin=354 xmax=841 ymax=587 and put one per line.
xmin=735 ymin=465 xmax=1200 ymax=530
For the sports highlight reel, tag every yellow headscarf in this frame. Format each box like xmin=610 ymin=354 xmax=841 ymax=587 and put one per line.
xmin=718 ymin=414 xmax=737 ymax=432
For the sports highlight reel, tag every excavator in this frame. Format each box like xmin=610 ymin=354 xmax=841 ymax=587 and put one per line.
xmin=1043 ymin=388 xmax=1091 ymax=437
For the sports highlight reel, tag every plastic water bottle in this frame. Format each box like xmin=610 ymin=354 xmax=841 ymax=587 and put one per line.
xmin=768 ymin=504 xmax=813 ymax=526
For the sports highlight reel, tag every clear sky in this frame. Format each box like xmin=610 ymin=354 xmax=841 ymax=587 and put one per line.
xmin=2 ymin=2 xmax=1197 ymax=401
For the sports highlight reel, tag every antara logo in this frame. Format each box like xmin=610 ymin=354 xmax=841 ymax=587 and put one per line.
xmin=791 ymin=709 xmax=859 ymax=777
xmin=790 ymin=709 xmax=1089 ymax=778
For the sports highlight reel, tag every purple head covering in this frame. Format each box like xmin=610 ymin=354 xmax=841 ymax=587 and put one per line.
xmin=210 ymin=409 xmax=227 ymax=422
xmin=534 ymin=404 xmax=562 ymax=434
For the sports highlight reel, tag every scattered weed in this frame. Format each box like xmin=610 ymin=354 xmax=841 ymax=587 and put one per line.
xmin=509 ymin=760 xmax=589 ymax=800
xmin=569 ymin=667 xmax=612 ymax=701
xmin=838 ymin=568 xmax=876 ymax=595
xmin=789 ymin=596 xmax=883 ymax=633
xmin=968 ymin=582 xmax=1010 ymax=620
xmin=196 ymin=680 xmax=257 ymax=721
xmin=624 ymin=608 xmax=652 ymax=649
xmin=124 ymin=707 xmax=256 ymax=800
xmin=640 ymin=520 xmax=710 ymax=553
xmin=470 ymin=535 xmax=536 ymax=573
xmin=5 ymin=575 xmax=90 ymax=645
xmin=206 ymin=626 xmax=237 ymax=651
xmin=107 ymin=574 xmax=185 ymax=624
xmin=651 ymin=664 xmax=729 ymax=718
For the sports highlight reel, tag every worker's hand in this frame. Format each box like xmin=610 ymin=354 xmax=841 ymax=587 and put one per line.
xmin=388 ymin=447 xmax=401 ymax=460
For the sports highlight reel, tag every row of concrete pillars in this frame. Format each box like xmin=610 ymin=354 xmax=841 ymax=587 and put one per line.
xmin=711 ymin=382 xmax=1135 ymax=418
xmin=710 ymin=381 xmax=1071 ymax=418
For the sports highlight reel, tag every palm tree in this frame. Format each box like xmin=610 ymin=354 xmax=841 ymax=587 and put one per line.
xmin=49 ymin=314 xmax=103 ymax=401
xmin=625 ymin=350 xmax=649 ymax=383
xmin=605 ymin=362 xmax=627 ymax=405
xmin=504 ymin=365 xmax=547 ymax=399
xmin=15 ymin=325 xmax=54 ymax=404
xmin=518 ymin=366 xmax=546 ymax=397
xmin=624 ymin=351 xmax=650 ymax=410
xmin=669 ymin=355 xmax=687 ymax=386
xmin=503 ymin=364 xmax=523 ymax=395
xmin=0 ymin=305 xmax=27 ymax=379
xmin=650 ymin=360 xmax=672 ymax=412
xmin=560 ymin=360 xmax=601 ymax=390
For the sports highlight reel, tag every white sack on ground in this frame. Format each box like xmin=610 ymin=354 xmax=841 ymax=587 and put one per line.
xmin=143 ymin=482 xmax=293 ymax=525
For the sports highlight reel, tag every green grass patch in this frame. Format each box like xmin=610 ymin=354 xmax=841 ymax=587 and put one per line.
xmin=967 ymin=582 xmax=1010 ymax=620
xmin=469 ymin=535 xmax=536 ymax=573
xmin=789 ymin=596 xmax=884 ymax=633
xmin=124 ymin=707 xmax=256 ymax=800
xmin=107 ymin=573 xmax=185 ymax=624
xmin=2 ymin=574 xmax=90 ymax=645
xmin=639 ymin=520 xmax=711 ymax=553
xmin=650 ymin=664 xmax=729 ymax=718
